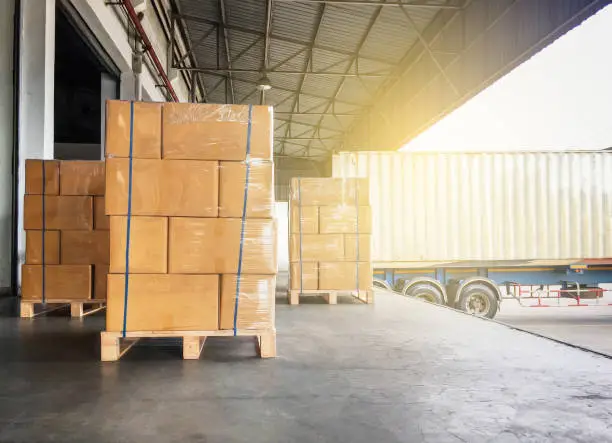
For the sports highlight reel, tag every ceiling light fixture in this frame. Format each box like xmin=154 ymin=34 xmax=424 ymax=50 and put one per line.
xmin=257 ymin=73 xmax=272 ymax=91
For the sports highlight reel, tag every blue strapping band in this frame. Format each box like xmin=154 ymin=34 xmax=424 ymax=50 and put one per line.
xmin=41 ymin=161 xmax=46 ymax=304
xmin=298 ymin=178 xmax=303 ymax=294
xmin=122 ymin=101 xmax=135 ymax=338
xmin=234 ymin=104 xmax=253 ymax=336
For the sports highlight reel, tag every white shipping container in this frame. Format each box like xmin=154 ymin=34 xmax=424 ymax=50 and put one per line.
xmin=333 ymin=151 xmax=612 ymax=268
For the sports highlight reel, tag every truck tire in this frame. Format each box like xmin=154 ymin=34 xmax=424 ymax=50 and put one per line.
xmin=373 ymin=279 xmax=392 ymax=291
xmin=404 ymin=283 xmax=444 ymax=305
xmin=456 ymin=283 xmax=498 ymax=319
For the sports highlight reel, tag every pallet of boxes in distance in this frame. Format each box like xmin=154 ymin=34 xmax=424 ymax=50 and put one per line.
xmin=288 ymin=177 xmax=374 ymax=305
xmin=100 ymin=100 xmax=277 ymax=361
xmin=21 ymin=159 xmax=109 ymax=318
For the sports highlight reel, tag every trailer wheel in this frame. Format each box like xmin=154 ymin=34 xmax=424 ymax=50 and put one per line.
xmin=405 ymin=283 xmax=444 ymax=305
xmin=457 ymin=283 xmax=498 ymax=319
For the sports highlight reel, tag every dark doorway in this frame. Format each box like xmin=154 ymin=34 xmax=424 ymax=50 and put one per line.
xmin=54 ymin=5 xmax=118 ymax=160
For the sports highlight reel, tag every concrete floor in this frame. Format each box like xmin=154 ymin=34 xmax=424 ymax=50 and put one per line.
xmin=497 ymin=300 xmax=612 ymax=356
xmin=1 ymin=292 xmax=612 ymax=442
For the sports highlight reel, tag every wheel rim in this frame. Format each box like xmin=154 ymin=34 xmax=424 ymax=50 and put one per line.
xmin=465 ymin=293 xmax=490 ymax=315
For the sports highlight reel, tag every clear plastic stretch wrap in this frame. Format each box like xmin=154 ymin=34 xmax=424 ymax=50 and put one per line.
xmin=105 ymin=158 xmax=274 ymax=218
xmin=289 ymin=177 xmax=372 ymax=292
xmin=220 ymin=275 xmax=276 ymax=330
xmin=22 ymin=159 xmax=109 ymax=302
xmin=104 ymin=100 xmax=276 ymax=333
xmin=289 ymin=177 xmax=369 ymax=206
xmin=162 ymin=103 xmax=273 ymax=161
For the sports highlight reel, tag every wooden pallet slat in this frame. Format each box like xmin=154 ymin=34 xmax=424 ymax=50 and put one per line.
xmin=100 ymin=329 xmax=277 ymax=361
xmin=20 ymin=300 xmax=106 ymax=319
xmin=288 ymin=289 xmax=374 ymax=305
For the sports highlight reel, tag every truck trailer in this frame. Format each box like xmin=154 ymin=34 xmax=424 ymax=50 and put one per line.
xmin=332 ymin=151 xmax=612 ymax=318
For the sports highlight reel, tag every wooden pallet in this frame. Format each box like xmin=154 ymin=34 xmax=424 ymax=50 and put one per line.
xmin=287 ymin=289 xmax=374 ymax=305
xmin=20 ymin=299 xmax=106 ymax=319
xmin=100 ymin=329 xmax=277 ymax=361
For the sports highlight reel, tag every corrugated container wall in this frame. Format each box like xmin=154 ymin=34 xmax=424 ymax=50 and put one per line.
xmin=333 ymin=152 xmax=612 ymax=267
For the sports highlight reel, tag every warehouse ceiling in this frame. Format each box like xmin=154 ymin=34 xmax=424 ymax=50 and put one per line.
xmin=170 ymin=0 xmax=607 ymax=160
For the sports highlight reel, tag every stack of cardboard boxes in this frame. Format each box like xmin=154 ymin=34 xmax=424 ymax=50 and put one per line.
xmin=289 ymin=177 xmax=373 ymax=301
xmin=104 ymin=101 xmax=276 ymax=333
xmin=22 ymin=160 xmax=109 ymax=305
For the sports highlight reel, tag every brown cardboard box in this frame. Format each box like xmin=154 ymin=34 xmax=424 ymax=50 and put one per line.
xmin=110 ymin=216 xmax=168 ymax=274
xmin=61 ymin=230 xmax=110 ymax=265
xmin=219 ymin=161 xmax=273 ymax=218
xmin=105 ymin=158 xmax=219 ymax=217
xmin=169 ymin=218 xmax=277 ymax=274
xmin=343 ymin=234 xmax=372 ymax=261
xmin=21 ymin=264 xmax=92 ymax=300
xmin=290 ymin=206 xmax=318 ymax=234
xmin=289 ymin=234 xmax=344 ymax=261
xmin=106 ymin=101 xmax=162 ymax=158
xmin=25 ymin=160 xmax=60 ymax=195
xmin=289 ymin=262 xmax=318 ymax=290
xmin=24 ymin=195 xmax=93 ymax=230
xmin=94 ymin=197 xmax=109 ymax=230
xmin=219 ymin=274 xmax=275 ymax=330
xmin=319 ymin=206 xmax=371 ymax=234
xmin=290 ymin=178 xmax=369 ymax=206
xmin=162 ymin=103 xmax=272 ymax=161
xmin=25 ymin=230 xmax=60 ymax=265
xmin=59 ymin=161 xmax=105 ymax=195
xmin=318 ymin=262 xmax=373 ymax=291
xmin=106 ymin=274 xmax=219 ymax=332
xmin=94 ymin=265 xmax=109 ymax=300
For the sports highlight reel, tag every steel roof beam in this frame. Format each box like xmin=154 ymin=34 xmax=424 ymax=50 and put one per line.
xmin=177 ymin=67 xmax=392 ymax=77
xmin=177 ymin=24 xmax=217 ymax=64
xmin=218 ymin=0 xmax=235 ymax=103
xmin=174 ymin=12 xmax=394 ymax=66
xmin=282 ymin=3 xmax=327 ymax=156
xmin=274 ymin=0 xmax=463 ymax=8
xmin=275 ymin=117 xmax=345 ymax=133
xmin=400 ymin=5 xmax=459 ymax=95
xmin=199 ymin=69 xmax=361 ymax=106
xmin=261 ymin=0 xmax=273 ymax=104
xmin=306 ymin=2 xmax=384 ymax=154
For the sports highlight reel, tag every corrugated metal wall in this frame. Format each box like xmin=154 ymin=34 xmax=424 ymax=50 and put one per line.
xmin=333 ymin=151 xmax=612 ymax=265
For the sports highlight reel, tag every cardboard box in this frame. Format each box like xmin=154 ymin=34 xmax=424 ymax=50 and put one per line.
xmin=105 ymin=158 xmax=219 ymax=217
xmin=94 ymin=197 xmax=109 ymax=230
xmin=59 ymin=161 xmax=105 ymax=195
xmin=290 ymin=178 xmax=369 ymax=206
xmin=219 ymin=274 xmax=275 ymax=330
xmin=25 ymin=160 xmax=60 ymax=195
xmin=169 ymin=218 xmax=277 ymax=274
xmin=106 ymin=274 xmax=219 ymax=332
xmin=319 ymin=206 xmax=371 ymax=234
xmin=289 ymin=262 xmax=318 ymax=290
xmin=290 ymin=206 xmax=318 ymax=234
xmin=94 ymin=265 xmax=108 ymax=300
xmin=24 ymin=195 xmax=93 ymax=230
xmin=110 ymin=216 xmax=168 ymax=274
xmin=25 ymin=230 xmax=60 ymax=265
xmin=219 ymin=161 xmax=273 ymax=218
xmin=60 ymin=230 xmax=110 ymax=265
xmin=318 ymin=262 xmax=373 ymax=291
xmin=162 ymin=103 xmax=272 ymax=161
xmin=343 ymin=234 xmax=372 ymax=261
xmin=289 ymin=234 xmax=344 ymax=261
xmin=106 ymin=101 xmax=162 ymax=159
xmin=21 ymin=264 xmax=92 ymax=300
